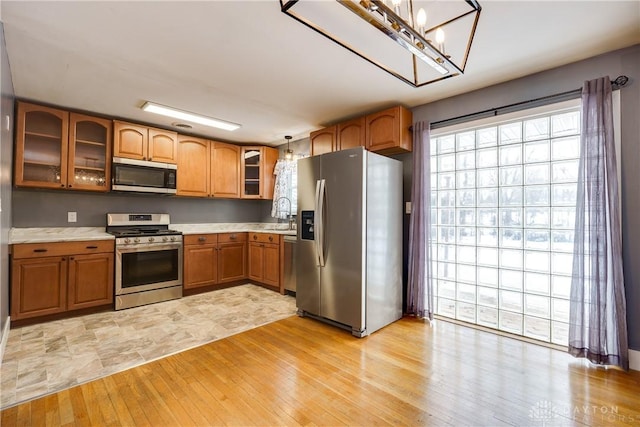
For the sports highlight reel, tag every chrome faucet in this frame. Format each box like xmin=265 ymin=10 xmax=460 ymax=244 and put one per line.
xmin=275 ymin=196 xmax=295 ymax=230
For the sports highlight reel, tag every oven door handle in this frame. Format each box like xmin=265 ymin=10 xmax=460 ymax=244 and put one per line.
xmin=116 ymin=243 xmax=182 ymax=253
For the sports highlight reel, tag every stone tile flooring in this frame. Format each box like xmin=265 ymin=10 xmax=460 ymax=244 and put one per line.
xmin=0 ymin=284 xmax=296 ymax=409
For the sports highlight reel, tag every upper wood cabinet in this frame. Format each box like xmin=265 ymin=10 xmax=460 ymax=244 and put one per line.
xmin=177 ymin=135 xmax=210 ymax=197
xmin=177 ymin=137 xmax=241 ymax=199
xmin=212 ymin=142 xmax=240 ymax=198
xmin=15 ymin=102 xmax=111 ymax=192
xmin=310 ymin=126 xmax=336 ymax=156
xmin=337 ymin=117 xmax=365 ymax=151
xmin=365 ymin=105 xmax=412 ymax=155
xmin=113 ymin=121 xmax=178 ymax=164
xmin=241 ymin=146 xmax=278 ymax=199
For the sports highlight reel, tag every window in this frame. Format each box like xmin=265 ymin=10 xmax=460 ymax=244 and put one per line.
xmin=430 ymin=101 xmax=582 ymax=345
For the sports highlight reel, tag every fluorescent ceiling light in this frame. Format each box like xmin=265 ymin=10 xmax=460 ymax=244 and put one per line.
xmin=141 ymin=102 xmax=241 ymax=131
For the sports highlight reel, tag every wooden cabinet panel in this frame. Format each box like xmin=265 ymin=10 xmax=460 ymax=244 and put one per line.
xmin=248 ymin=242 xmax=264 ymax=282
xmin=338 ymin=117 xmax=365 ymax=151
xmin=218 ymin=242 xmax=247 ymax=284
xmin=177 ymin=135 xmax=211 ymax=197
xmin=113 ymin=121 xmax=147 ymax=160
xmin=11 ymin=240 xmax=115 ymax=321
xmin=11 ymin=257 xmax=67 ymax=320
xmin=15 ymin=102 xmax=69 ymax=189
xmin=68 ymin=113 xmax=112 ymax=192
xmin=13 ymin=240 xmax=114 ymax=259
xmin=240 ymin=146 xmax=278 ymax=199
xmin=148 ymin=128 xmax=178 ymax=164
xmin=67 ymin=252 xmax=114 ymax=310
xmin=184 ymin=245 xmax=218 ymax=289
xmin=262 ymin=243 xmax=280 ymax=288
xmin=114 ymin=121 xmax=178 ymax=164
xmin=211 ymin=142 xmax=240 ymax=198
xmin=310 ymin=126 xmax=336 ymax=156
xmin=248 ymin=233 xmax=281 ymax=288
xmin=365 ymin=105 xmax=412 ymax=155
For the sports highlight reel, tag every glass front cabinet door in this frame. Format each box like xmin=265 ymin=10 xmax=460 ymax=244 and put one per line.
xmin=15 ymin=102 xmax=111 ymax=191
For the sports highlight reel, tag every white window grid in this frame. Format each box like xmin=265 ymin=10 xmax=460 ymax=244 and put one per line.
xmin=430 ymin=108 xmax=581 ymax=346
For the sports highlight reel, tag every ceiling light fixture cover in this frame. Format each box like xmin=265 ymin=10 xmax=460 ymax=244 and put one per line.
xmin=141 ymin=102 xmax=241 ymax=131
xmin=284 ymin=135 xmax=294 ymax=160
xmin=280 ymin=0 xmax=481 ymax=88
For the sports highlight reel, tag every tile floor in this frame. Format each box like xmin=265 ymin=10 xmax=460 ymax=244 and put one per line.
xmin=0 ymin=284 xmax=297 ymax=409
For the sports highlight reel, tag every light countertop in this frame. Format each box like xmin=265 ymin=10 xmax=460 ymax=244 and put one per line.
xmin=9 ymin=223 xmax=296 ymax=244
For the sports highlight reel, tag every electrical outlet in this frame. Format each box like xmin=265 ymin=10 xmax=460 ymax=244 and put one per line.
xmin=67 ymin=212 xmax=77 ymax=223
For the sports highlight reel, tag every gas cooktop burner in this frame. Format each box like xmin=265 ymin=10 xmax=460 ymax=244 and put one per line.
xmin=106 ymin=213 xmax=182 ymax=239
xmin=109 ymin=228 xmax=182 ymax=237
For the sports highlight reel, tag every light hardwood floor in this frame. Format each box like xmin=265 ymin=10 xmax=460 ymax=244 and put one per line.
xmin=2 ymin=315 xmax=639 ymax=426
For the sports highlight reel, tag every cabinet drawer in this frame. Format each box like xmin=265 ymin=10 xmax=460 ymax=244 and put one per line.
xmin=249 ymin=233 xmax=279 ymax=244
xmin=218 ymin=232 xmax=247 ymax=243
xmin=13 ymin=240 xmax=114 ymax=259
xmin=184 ymin=234 xmax=218 ymax=246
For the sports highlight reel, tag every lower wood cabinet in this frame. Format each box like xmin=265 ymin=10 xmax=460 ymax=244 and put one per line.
xmin=248 ymin=233 xmax=281 ymax=289
xmin=183 ymin=233 xmax=247 ymax=290
xmin=11 ymin=240 xmax=114 ymax=321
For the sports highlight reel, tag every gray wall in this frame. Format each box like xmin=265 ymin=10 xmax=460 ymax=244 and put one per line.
xmin=407 ymin=44 xmax=640 ymax=350
xmin=12 ymin=190 xmax=273 ymax=227
xmin=1 ymin=22 xmax=15 ymax=340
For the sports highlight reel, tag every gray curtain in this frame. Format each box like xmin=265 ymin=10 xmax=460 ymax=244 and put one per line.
xmin=407 ymin=121 xmax=434 ymax=319
xmin=568 ymin=76 xmax=628 ymax=370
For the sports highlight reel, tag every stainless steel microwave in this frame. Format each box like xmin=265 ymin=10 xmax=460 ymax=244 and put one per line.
xmin=112 ymin=157 xmax=177 ymax=194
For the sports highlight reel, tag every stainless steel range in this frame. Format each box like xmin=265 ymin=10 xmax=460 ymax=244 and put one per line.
xmin=107 ymin=213 xmax=183 ymax=310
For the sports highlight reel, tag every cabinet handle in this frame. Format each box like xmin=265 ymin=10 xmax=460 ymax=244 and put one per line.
xmin=268 ymin=236 xmax=273 ymax=242
xmin=198 ymin=237 xmax=207 ymax=242
xmin=142 ymin=157 xmax=147 ymax=161
xmin=253 ymin=235 xmax=258 ymax=240
xmin=86 ymin=245 xmax=98 ymax=249
xmin=149 ymin=157 xmax=152 ymax=161
xmin=60 ymin=184 xmax=64 ymax=188
xmin=61 ymin=257 xmax=66 ymax=261
xmin=33 ymin=249 xmax=48 ymax=253
xmin=68 ymin=185 xmax=72 ymax=188
xmin=70 ymin=257 xmax=75 ymax=260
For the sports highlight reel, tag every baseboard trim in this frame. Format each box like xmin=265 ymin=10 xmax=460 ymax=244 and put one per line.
xmin=629 ymin=349 xmax=640 ymax=372
xmin=0 ymin=317 xmax=10 ymax=367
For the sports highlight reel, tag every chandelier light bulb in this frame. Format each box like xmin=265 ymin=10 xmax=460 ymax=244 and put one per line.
xmin=391 ymin=0 xmax=402 ymax=15
xmin=416 ymin=8 xmax=427 ymax=32
xmin=435 ymin=27 xmax=445 ymax=44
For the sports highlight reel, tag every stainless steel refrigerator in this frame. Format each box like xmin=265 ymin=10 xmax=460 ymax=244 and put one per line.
xmin=296 ymin=146 xmax=403 ymax=337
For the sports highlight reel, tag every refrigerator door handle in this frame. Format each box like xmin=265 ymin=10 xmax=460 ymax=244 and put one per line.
xmin=314 ymin=179 xmax=322 ymax=266
xmin=318 ymin=179 xmax=326 ymax=267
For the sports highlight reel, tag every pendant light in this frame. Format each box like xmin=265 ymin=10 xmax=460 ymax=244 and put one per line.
xmin=284 ymin=135 xmax=294 ymax=160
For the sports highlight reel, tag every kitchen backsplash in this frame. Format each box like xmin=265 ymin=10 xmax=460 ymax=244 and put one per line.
xmin=12 ymin=189 xmax=275 ymax=227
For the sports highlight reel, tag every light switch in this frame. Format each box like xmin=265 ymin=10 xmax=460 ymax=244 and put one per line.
xmin=405 ymin=202 xmax=412 ymax=214
xmin=68 ymin=212 xmax=77 ymax=223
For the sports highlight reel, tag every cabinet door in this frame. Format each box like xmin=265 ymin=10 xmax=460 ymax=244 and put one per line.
xmin=67 ymin=252 xmax=114 ymax=310
xmin=113 ymin=121 xmax=147 ymax=160
xmin=262 ymin=243 xmax=280 ymax=288
xmin=184 ymin=245 xmax=218 ymax=289
xmin=261 ymin=147 xmax=279 ymax=200
xmin=177 ymin=136 xmax=210 ymax=197
xmin=11 ymin=257 xmax=67 ymax=320
xmin=365 ymin=105 xmax=413 ymax=154
xmin=338 ymin=117 xmax=365 ymax=151
xmin=248 ymin=242 xmax=264 ymax=282
xmin=15 ymin=102 xmax=69 ymax=189
xmin=218 ymin=242 xmax=247 ymax=283
xmin=68 ymin=113 xmax=112 ymax=192
xmin=241 ymin=147 xmax=262 ymax=199
xmin=310 ymin=126 xmax=336 ymax=156
xmin=211 ymin=142 xmax=240 ymax=198
xmin=148 ymin=127 xmax=178 ymax=164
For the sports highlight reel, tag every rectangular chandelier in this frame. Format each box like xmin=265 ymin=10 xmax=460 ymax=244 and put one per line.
xmin=280 ymin=0 xmax=481 ymax=88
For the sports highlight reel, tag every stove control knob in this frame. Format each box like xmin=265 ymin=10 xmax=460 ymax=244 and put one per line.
xmin=134 ymin=238 xmax=140 ymax=243
xmin=124 ymin=238 xmax=131 ymax=244
xmin=170 ymin=236 xmax=176 ymax=242
xmin=148 ymin=237 xmax=155 ymax=242
xmin=162 ymin=236 xmax=169 ymax=242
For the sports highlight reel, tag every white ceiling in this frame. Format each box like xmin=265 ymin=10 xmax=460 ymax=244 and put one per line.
xmin=2 ymin=1 xmax=639 ymax=146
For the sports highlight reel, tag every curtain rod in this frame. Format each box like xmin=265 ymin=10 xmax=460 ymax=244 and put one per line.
xmin=429 ymin=75 xmax=630 ymax=130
